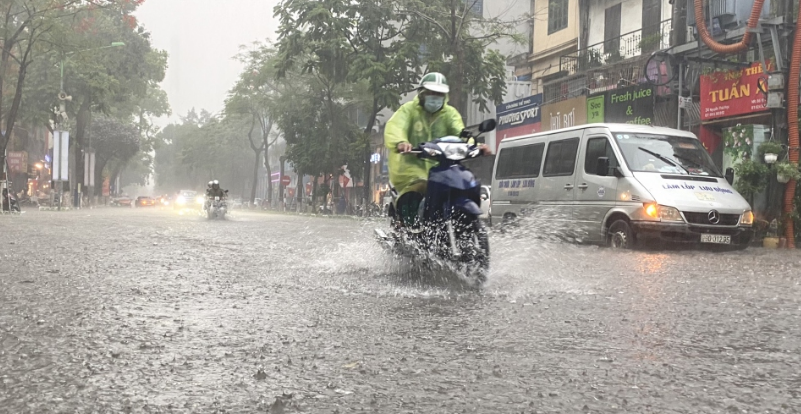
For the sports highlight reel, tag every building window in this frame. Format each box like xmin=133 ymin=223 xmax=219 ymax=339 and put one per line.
xmin=548 ymin=0 xmax=568 ymax=34
xmin=464 ymin=0 xmax=483 ymax=16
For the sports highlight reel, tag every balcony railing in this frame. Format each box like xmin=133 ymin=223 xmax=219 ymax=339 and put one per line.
xmin=560 ymin=19 xmax=672 ymax=76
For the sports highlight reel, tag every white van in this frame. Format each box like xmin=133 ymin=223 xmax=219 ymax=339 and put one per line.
xmin=491 ymin=124 xmax=754 ymax=249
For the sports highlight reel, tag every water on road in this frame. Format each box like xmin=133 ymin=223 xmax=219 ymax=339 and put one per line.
xmin=1 ymin=208 xmax=800 ymax=413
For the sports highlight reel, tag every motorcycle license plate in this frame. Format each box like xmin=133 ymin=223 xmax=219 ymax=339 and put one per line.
xmin=700 ymin=234 xmax=731 ymax=244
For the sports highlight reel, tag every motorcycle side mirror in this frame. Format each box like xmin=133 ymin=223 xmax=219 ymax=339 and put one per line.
xmin=596 ymin=157 xmax=611 ymax=176
xmin=480 ymin=194 xmax=488 ymax=201
xmin=725 ymin=167 xmax=734 ymax=185
xmin=478 ymin=119 xmax=497 ymax=133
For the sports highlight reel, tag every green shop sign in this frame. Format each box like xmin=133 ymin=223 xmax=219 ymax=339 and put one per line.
xmin=586 ymin=85 xmax=656 ymax=125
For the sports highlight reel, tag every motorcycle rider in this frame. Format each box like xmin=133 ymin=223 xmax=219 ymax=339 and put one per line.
xmin=205 ymin=180 xmax=226 ymax=210
xmin=384 ymin=72 xmax=489 ymax=227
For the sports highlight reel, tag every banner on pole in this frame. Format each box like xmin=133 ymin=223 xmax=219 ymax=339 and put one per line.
xmin=84 ymin=151 xmax=95 ymax=187
xmin=52 ymin=131 xmax=70 ymax=182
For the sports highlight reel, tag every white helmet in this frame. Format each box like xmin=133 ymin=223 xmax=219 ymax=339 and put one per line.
xmin=419 ymin=72 xmax=449 ymax=94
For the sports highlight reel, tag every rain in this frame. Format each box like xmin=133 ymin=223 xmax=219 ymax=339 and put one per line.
xmin=2 ymin=0 xmax=801 ymax=413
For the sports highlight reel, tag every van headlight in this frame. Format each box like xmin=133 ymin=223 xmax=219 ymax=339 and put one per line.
xmin=196 ymin=196 xmax=205 ymax=205
xmin=740 ymin=210 xmax=754 ymax=225
xmin=643 ymin=203 xmax=684 ymax=222
xmin=176 ymin=196 xmax=186 ymax=205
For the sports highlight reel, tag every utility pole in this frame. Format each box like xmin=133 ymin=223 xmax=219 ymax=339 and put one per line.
xmin=278 ymin=155 xmax=286 ymax=210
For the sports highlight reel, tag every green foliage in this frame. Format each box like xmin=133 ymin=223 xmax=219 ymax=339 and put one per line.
xmin=757 ymin=140 xmax=784 ymax=158
xmin=1 ymin=0 xmax=138 ymax=154
xmin=400 ymin=0 xmax=519 ymax=113
xmin=774 ymin=161 xmax=801 ymax=182
xmin=89 ymin=116 xmax=140 ymax=164
xmin=153 ymin=110 xmax=254 ymax=195
xmin=733 ymin=159 xmax=769 ymax=201
xmin=639 ymin=33 xmax=662 ymax=54
xmin=723 ymin=124 xmax=755 ymax=160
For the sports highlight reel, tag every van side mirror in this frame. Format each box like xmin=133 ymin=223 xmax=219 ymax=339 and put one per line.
xmin=596 ymin=157 xmax=611 ymax=176
xmin=725 ymin=167 xmax=734 ymax=185
xmin=478 ymin=119 xmax=497 ymax=133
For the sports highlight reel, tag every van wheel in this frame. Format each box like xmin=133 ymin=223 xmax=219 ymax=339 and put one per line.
xmin=607 ymin=220 xmax=635 ymax=249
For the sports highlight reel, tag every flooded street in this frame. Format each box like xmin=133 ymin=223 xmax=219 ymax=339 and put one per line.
xmin=2 ymin=209 xmax=801 ymax=413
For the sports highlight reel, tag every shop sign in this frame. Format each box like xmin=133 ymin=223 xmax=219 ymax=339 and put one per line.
xmin=6 ymin=151 xmax=28 ymax=173
xmin=700 ymin=61 xmax=772 ymax=121
xmin=585 ymin=86 xmax=655 ymax=125
xmin=495 ymin=94 xmax=542 ymax=151
xmin=542 ymin=96 xmax=587 ymax=131
xmin=604 ymin=85 xmax=656 ymax=125
xmin=587 ymin=94 xmax=605 ymax=123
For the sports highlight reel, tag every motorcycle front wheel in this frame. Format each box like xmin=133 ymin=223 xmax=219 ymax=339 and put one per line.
xmin=455 ymin=216 xmax=490 ymax=285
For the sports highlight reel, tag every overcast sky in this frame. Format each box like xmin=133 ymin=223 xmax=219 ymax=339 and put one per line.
xmin=135 ymin=0 xmax=280 ymax=127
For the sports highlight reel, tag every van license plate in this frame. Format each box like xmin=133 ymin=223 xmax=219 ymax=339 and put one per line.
xmin=700 ymin=234 xmax=731 ymax=244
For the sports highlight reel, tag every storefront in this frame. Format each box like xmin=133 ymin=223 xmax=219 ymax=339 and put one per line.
xmin=697 ymin=61 xmax=774 ymax=169
xmin=697 ymin=61 xmax=776 ymax=216
xmin=542 ymin=96 xmax=587 ymax=131
xmin=494 ymin=94 xmax=542 ymax=153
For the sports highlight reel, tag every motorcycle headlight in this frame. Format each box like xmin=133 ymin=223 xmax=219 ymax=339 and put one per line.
xmin=176 ymin=196 xmax=186 ymax=205
xmin=740 ymin=210 xmax=754 ymax=225
xmin=441 ymin=143 xmax=468 ymax=160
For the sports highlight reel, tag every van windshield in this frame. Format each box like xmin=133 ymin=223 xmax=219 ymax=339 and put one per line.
xmin=613 ymin=133 xmax=722 ymax=177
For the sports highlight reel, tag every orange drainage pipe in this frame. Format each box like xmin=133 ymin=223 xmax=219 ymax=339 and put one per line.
xmin=782 ymin=4 xmax=801 ymax=248
xmin=693 ymin=0 xmax=766 ymax=54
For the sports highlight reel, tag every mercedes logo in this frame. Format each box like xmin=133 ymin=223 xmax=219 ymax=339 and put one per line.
xmin=708 ymin=210 xmax=720 ymax=224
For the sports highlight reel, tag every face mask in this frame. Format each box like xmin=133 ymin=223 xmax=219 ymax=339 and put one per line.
xmin=423 ymin=96 xmax=445 ymax=113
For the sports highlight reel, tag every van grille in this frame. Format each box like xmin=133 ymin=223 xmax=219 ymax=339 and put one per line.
xmin=682 ymin=211 xmax=740 ymax=226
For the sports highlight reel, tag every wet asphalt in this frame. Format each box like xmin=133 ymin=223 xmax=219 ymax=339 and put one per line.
xmin=1 ymin=207 xmax=801 ymax=413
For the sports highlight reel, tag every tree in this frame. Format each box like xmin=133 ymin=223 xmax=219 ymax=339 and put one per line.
xmin=274 ymin=0 xmax=422 ymax=204
xmin=87 ymin=115 xmax=139 ymax=191
xmin=152 ymin=109 xmax=253 ymax=196
xmin=267 ymin=66 xmax=364 ymax=209
xmin=402 ymin=0 xmax=521 ymax=114
xmin=225 ymin=44 xmax=281 ymax=204
xmin=0 ymin=0 xmax=132 ymax=178
xmin=64 ymin=6 xmax=166 ymax=198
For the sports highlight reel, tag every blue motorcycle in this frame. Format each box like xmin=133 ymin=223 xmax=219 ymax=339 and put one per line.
xmin=375 ymin=119 xmax=496 ymax=284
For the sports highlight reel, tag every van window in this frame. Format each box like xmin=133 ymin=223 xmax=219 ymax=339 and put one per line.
xmin=584 ymin=137 xmax=618 ymax=175
xmin=496 ymin=143 xmax=544 ymax=179
xmin=543 ymin=138 xmax=579 ymax=177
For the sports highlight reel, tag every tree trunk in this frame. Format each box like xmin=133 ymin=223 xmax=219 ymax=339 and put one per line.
xmin=264 ymin=143 xmax=272 ymax=207
xmin=94 ymin=157 xmax=108 ymax=201
xmin=250 ymin=148 xmax=262 ymax=204
xmin=312 ymin=174 xmax=319 ymax=212
xmin=278 ymin=157 xmax=285 ymax=210
xmin=74 ymin=96 xmax=92 ymax=207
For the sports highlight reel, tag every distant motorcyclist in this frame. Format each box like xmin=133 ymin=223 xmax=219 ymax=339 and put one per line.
xmin=207 ymin=180 xmax=226 ymax=199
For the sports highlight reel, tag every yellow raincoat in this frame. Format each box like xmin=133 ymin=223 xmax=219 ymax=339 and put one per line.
xmin=384 ymin=95 xmax=465 ymax=198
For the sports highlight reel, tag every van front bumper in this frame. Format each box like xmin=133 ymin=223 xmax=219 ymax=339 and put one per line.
xmin=631 ymin=221 xmax=754 ymax=246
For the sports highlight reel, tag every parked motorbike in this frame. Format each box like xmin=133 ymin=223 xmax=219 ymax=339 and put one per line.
xmin=205 ymin=190 xmax=228 ymax=219
xmin=2 ymin=190 xmax=21 ymax=212
xmin=374 ymin=119 xmax=496 ymax=285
